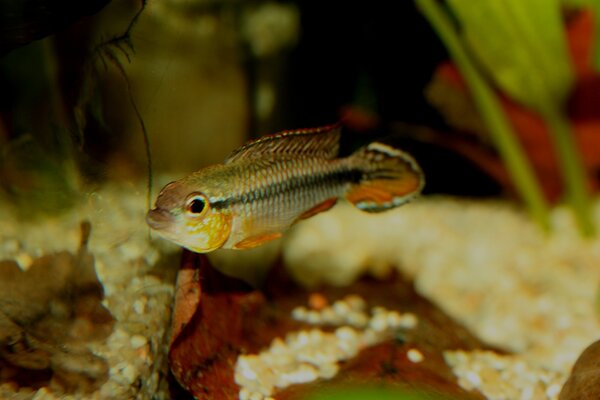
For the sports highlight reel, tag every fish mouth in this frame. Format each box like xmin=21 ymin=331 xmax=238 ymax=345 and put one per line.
xmin=146 ymin=208 xmax=173 ymax=231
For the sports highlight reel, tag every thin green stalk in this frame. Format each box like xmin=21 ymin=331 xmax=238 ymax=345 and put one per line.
xmin=592 ymin=0 xmax=600 ymax=72
xmin=541 ymin=106 xmax=595 ymax=235
xmin=416 ymin=0 xmax=550 ymax=231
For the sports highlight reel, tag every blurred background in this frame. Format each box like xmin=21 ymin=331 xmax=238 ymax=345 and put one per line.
xmin=4 ymin=3 xmax=600 ymax=398
xmin=0 ymin=0 xmax=599 ymax=228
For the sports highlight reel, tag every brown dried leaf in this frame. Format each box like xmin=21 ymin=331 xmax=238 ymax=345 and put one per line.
xmin=559 ymin=339 xmax=600 ymax=400
xmin=169 ymin=252 xmax=271 ymax=399
xmin=169 ymin=251 xmax=492 ymax=399
xmin=0 ymin=221 xmax=114 ymax=392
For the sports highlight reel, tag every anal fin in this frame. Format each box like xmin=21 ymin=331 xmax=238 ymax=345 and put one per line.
xmin=233 ymin=232 xmax=283 ymax=249
xmin=294 ymin=198 xmax=338 ymax=224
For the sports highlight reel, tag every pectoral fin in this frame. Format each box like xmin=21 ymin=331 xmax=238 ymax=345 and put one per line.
xmin=233 ymin=232 xmax=283 ymax=249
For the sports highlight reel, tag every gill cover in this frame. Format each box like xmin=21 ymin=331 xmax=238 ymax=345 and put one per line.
xmin=180 ymin=192 xmax=232 ymax=252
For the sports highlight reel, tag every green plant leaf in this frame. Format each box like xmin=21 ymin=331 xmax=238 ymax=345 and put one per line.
xmin=592 ymin=0 xmax=600 ymax=72
xmin=306 ymin=386 xmax=456 ymax=400
xmin=416 ymin=0 xmax=551 ymax=231
xmin=561 ymin=0 xmax=593 ymax=10
xmin=447 ymin=0 xmax=574 ymax=110
xmin=425 ymin=0 xmax=594 ymax=236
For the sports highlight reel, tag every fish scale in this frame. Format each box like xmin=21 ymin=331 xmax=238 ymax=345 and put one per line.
xmin=232 ymin=157 xmax=349 ymax=238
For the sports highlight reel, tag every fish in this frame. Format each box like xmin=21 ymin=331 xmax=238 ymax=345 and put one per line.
xmin=146 ymin=124 xmax=424 ymax=253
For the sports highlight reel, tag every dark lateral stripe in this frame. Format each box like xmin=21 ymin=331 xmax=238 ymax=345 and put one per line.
xmin=210 ymin=198 xmax=232 ymax=210
xmin=210 ymin=168 xmax=362 ymax=210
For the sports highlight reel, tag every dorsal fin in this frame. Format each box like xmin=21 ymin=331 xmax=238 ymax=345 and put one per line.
xmin=224 ymin=124 xmax=341 ymax=164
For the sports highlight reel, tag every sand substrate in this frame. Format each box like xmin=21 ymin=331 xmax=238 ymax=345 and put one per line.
xmin=0 ymin=181 xmax=179 ymax=399
xmin=284 ymin=198 xmax=600 ymax=399
xmin=1 ymin=180 xmax=599 ymax=399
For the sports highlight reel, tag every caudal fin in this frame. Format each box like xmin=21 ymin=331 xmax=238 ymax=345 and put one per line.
xmin=345 ymin=142 xmax=424 ymax=212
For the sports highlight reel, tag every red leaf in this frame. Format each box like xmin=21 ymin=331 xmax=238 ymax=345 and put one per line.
xmin=168 ymin=253 xmax=494 ymax=399
xmin=428 ymin=9 xmax=600 ymax=202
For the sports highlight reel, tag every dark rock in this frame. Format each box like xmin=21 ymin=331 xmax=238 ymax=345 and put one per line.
xmin=559 ymin=339 xmax=600 ymax=400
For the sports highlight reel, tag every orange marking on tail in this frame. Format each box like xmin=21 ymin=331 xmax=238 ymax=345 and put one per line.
xmin=295 ymin=198 xmax=338 ymax=223
xmin=346 ymin=177 xmax=421 ymax=206
xmin=233 ymin=232 xmax=283 ymax=249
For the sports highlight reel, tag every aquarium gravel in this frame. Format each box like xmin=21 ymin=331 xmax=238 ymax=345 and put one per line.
xmin=3 ymin=183 xmax=600 ymax=399
xmin=284 ymin=199 xmax=600 ymax=399
xmin=0 ymin=181 xmax=178 ymax=399
xmin=235 ymin=295 xmax=419 ymax=399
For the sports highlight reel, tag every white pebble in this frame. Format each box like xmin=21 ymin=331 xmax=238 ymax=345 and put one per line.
xmin=110 ymin=328 xmax=130 ymax=344
xmin=119 ymin=241 xmax=143 ymax=260
xmin=289 ymin=331 xmax=310 ymax=348
xmin=372 ymin=306 xmax=387 ymax=315
xmin=306 ymin=310 xmax=321 ymax=324
xmin=320 ymin=307 xmax=339 ymax=324
xmin=144 ymin=247 xmax=160 ymax=266
xmin=344 ymin=295 xmax=366 ymax=311
xmin=335 ymin=326 xmax=358 ymax=342
xmin=347 ymin=311 xmax=368 ymax=328
xmin=239 ymin=388 xmax=251 ymax=400
xmin=133 ymin=298 xmax=147 ymax=314
xmin=278 ymin=364 xmax=318 ymax=385
xmin=298 ymin=349 xmax=334 ymax=365
xmin=464 ymin=370 xmax=481 ymax=386
xmin=337 ymin=338 xmax=359 ymax=359
xmin=262 ymin=351 xmax=292 ymax=368
xmin=15 ymin=252 xmax=33 ymax=270
xmin=291 ymin=306 xmax=308 ymax=321
xmin=121 ymin=364 xmax=138 ymax=384
xmin=407 ymin=348 xmax=424 ymax=363
xmin=308 ymin=329 xmax=324 ymax=343
xmin=32 ymin=387 xmax=52 ymax=400
xmin=369 ymin=313 xmax=388 ymax=332
xmin=249 ymin=391 xmax=263 ymax=400
xmin=332 ymin=300 xmax=350 ymax=316
xmin=520 ymin=385 xmax=534 ymax=400
xmin=399 ymin=313 xmax=418 ymax=329
xmin=318 ymin=362 xmax=339 ymax=379
xmin=361 ymin=328 xmax=381 ymax=347
xmin=545 ymin=383 xmax=561 ymax=398
xmin=237 ymin=357 xmax=259 ymax=381
xmin=269 ymin=338 xmax=287 ymax=355
xmin=130 ymin=335 xmax=147 ymax=348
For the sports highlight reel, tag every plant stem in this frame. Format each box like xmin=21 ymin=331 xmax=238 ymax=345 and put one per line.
xmin=592 ymin=0 xmax=600 ymax=72
xmin=541 ymin=106 xmax=595 ymax=235
xmin=416 ymin=0 xmax=550 ymax=231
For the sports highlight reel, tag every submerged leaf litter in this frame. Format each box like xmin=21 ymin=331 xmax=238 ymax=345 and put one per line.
xmin=1 ymin=181 xmax=599 ymax=399
xmin=0 ymin=182 xmax=177 ymax=399
xmin=285 ymin=199 xmax=600 ymax=400
xmin=235 ymin=295 xmax=420 ymax=399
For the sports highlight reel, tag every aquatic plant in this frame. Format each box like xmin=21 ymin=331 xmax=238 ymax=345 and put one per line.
xmin=592 ymin=1 xmax=600 ymax=72
xmin=417 ymin=0 xmax=598 ymax=235
xmin=0 ymin=0 xmax=153 ymax=216
xmin=0 ymin=222 xmax=113 ymax=392
xmin=307 ymin=387 xmax=456 ymax=400
xmin=0 ymin=41 xmax=81 ymax=216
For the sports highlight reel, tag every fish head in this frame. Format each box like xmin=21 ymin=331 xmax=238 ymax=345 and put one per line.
xmin=146 ymin=180 xmax=232 ymax=252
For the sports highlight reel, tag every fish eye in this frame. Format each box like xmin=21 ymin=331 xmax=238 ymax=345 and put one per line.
xmin=185 ymin=194 xmax=208 ymax=216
